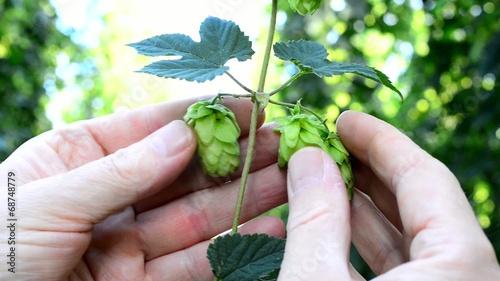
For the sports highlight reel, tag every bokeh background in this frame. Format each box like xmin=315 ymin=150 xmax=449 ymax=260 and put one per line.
xmin=1 ymin=0 xmax=498 ymax=278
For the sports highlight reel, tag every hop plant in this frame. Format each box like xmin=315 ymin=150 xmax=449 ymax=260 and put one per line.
xmin=184 ymin=99 xmax=241 ymax=177
xmin=274 ymin=104 xmax=354 ymax=199
xmin=287 ymin=0 xmax=324 ymax=15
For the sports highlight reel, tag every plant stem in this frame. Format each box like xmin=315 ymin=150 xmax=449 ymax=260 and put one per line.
xmin=211 ymin=93 xmax=252 ymax=104
xmin=231 ymin=0 xmax=278 ymax=234
xmin=268 ymin=71 xmax=306 ymax=96
xmin=257 ymin=0 xmax=278 ymax=93
xmin=231 ymin=101 xmax=259 ymax=234
xmin=225 ymin=71 xmax=256 ymax=95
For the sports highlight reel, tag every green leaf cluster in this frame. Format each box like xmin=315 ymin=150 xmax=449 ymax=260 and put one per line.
xmin=129 ymin=17 xmax=402 ymax=103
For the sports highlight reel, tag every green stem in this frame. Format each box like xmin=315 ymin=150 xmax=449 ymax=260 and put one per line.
xmin=256 ymin=0 xmax=278 ymax=93
xmin=231 ymin=0 xmax=278 ymax=234
xmin=231 ymin=101 xmax=260 ymax=234
xmin=210 ymin=93 xmax=252 ymax=104
xmin=225 ymin=71 xmax=256 ymax=95
xmin=268 ymin=71 xmax=306 ymax=96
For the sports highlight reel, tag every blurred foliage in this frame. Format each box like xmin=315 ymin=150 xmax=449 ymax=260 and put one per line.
xmin=270 ymin=0 xmax=499 ymax=276
xmin=0 ymin=0 xmax=105 ymax=160
xmin=0 ymin=0 xmax=57 ymax=159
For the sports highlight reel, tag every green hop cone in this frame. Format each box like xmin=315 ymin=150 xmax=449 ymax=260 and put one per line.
xmin=273 ymin=112 xmax=327 ymax=169
xmin=184 ymin=100 xmax=241 ymax=177
xmin=288 ymin=0 xmax=324 ymax=15
xmin=325 ymin=132 xmax=354 ymax=199
xmin=274 ymin=105 xmax=354 ymax=200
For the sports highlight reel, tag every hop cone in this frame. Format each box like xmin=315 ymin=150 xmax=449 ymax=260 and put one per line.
xmin=274 ymin=107 xmax=354 ymax=199
xmin=184 ymin=100 xmax=241 ymax=177
xmin=288 ymin=0 xmax=324 ymax=15
xmin=325 ymin=132 xmax=354 ymax=199
xmin=273 ymin=113 xmax=327 ymax=169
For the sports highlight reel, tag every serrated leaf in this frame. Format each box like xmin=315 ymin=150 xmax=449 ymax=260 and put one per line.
xmin=207 ymin=233 xmax=285 ymax=281
xmin=274 ymin=40 xmax=403 ymax=101
xmin=128 ymin=16 xmax=254 ymax=83
xmin=127 ymin=33 xmax=196 ymax=57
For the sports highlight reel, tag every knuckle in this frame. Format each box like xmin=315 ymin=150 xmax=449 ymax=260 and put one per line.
xmin=47 ymin=124 xmax=101 ymax=169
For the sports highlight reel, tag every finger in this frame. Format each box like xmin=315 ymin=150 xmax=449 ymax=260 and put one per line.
xmin=279 ymin=147 xmax=351 ymax=280
xmin=135 ymin=163 xmax=287 ymax=260
xmin=352 ymin=162 xmax=403 ymax=232
xmin=19 ymin=120 xmax=197 ymax=230
xmin=350 ymin=189 xmax=405 ymax=275
xmin=336 ymin=111 xmax=483 ymax=244
xmin=144 ymin=216 xmax=285 ymax=281
xmin=134 ymin=122 xmax=280 ymax=213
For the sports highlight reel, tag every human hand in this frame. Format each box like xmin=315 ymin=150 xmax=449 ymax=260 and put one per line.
xmin=0 ymin=97 xmax=287 ymax=280
xmin=279 ymin=111 xmax=500 ymax=280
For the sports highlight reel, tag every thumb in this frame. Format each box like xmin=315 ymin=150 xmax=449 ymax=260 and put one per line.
xmin=20 ymin=120 xmax=196 ymax=230
xmin=279 ymin=147 xmax=351 ymax=280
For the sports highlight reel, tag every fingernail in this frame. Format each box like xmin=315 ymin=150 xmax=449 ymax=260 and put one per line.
xmin=150 ymin=120 xmax=194 ymax=156
xmin=288 ymin=147 xmax=327 ymax=196
xmin=336 ymin=110 xmax=354 ymax=127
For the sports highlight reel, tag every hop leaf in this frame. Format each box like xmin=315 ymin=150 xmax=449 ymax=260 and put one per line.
xmin=274 ymin=40 xmax=403 ymax=101
xmin=288 ymin=0 xmax=324 ymax=15
xmin=207 ymin=233 xmax=285 ymax=281
xmin=184 ymin=100 xmax=241 ymax=177
xmin=128 ymin=17 xmax=254 ymax=83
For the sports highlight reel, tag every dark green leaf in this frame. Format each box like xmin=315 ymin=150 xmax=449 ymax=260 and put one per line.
xmin=259 ymin=268 xmax=280 ymax=281
xmin=274 ymin=40 xmax=403 ymax=101
xmin=128 ymin=16 xmax=254 ymax=82
xmin=207 ymin=233 xmax=286 ymax=281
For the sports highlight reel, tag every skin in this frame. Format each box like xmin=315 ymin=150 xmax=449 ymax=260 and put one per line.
xmin=280 ymin=110 xmax=500 ymax=280
xmin=1 ymin=97 xmax=499 ymax=280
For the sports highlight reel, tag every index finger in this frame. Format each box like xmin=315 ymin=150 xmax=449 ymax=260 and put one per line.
xmin=336 ymin=111 xmax=480 ymax=239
